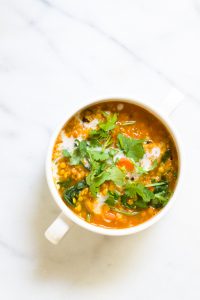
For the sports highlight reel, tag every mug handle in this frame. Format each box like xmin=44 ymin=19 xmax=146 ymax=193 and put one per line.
xmin=45 ymin=212 xmax=73 ymax=245
xmin=158 ymin=87 xmax=185 ymax=116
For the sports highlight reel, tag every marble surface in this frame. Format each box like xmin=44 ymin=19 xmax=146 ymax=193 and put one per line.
xmin=0 ymin=0 xmax=200 ymax=299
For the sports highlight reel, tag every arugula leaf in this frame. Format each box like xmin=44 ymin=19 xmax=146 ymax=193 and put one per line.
xmin=62 ymin=149 xmax=71 ymax=157
xmin=99 ymin=113 xmax=118 ymax=132
xmin=63 ymin=180 xmax=88 ymax=207
xmin=105 ymin=191 xmax=120 ymax=206
xmin=117 ymin=134 xmax=145 ymax=162
xmin=161 ymin=149 xmax=171 ymax=163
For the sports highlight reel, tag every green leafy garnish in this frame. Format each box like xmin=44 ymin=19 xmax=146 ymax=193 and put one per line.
xmin=105 ymin=191 xmax=120 ymax=206
xmin=162 ymin=149 xmax=171 ymax=163
xmin=107 ymin=166 xmax=125 ymax=186
xmin=111 ymin=207 xmax=139 ymax=216
xmin=57 ymin=178 xmax=72 ymax=188
xmin=99 ymin=112 xmax=118 ymax=132
xmin=87 ymin=148 xmax=109 ymax=161
xmin=117 ymin=134 xmax=145 ymax=162
xmin=63 ymin=180 xmax=87 ymax=207
xmin=86 ymin=165 xmax=125 ymax=196
xmin=62 ymin=149 xmax=71 ymax=157
xmin=125 ymin=182 xmax=155 ymax=202
xmin=89 ymin=113 xmax=117 ymax=145
xmin=121 ymin=181 xmax=170 ymax=209
xmin=69 ymin=140 xmax=88 ymax=165
xmin=145 ymin=181 xmax=167 ymax=187
xmin=117 ymin=120 xmax=136 ymax=126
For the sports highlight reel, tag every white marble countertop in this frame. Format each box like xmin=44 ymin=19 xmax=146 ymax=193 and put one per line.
xmin=0 ymin=0 xmax=200 ymax=299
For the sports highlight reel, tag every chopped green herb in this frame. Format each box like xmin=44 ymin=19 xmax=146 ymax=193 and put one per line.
xmin=117 ymin=120 xmax=136 ymax=126
xmin=86 ymin=165 xmax=125 ymax=196
xmin=117 ymin=134 xmax=145 ymax=162
xmin=105 ymin=191 xmax=120 ymax=206
xmin=145 ymin=181 xmax=168 ymax=187
xmin=62 ymin=149 xmax=71 ymax=157
xmin=150 ymin=180 xmax=170 ymax=208
xmin=87 ymin=148 xmax=109 ymax=161
xmin=99 ymin=113 xmax=118 ymax=132
xmin=125 ymin=182 xmax=154 ymax=202
xmin=69 ymin=140 xmax=88 ymax=165
xmin=111 ymin=207 xmax=139 ymax=216
xmin=107 ymin=166 xmax=125 ymax=186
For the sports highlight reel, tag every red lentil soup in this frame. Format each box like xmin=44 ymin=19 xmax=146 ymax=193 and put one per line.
xmin=52 ymin=101 xmax=178 ymax=229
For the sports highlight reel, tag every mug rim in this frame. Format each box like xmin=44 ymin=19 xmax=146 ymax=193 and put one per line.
xmin=46 ymin=97 xmax=183 ymax=236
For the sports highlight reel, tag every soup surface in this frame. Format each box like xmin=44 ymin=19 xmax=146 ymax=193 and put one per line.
xmin=52 ymin=102 xmax=178 ymax=229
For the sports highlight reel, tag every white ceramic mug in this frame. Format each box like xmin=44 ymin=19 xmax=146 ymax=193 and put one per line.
xmin=45 ymin=89 xmax=184 ymax=244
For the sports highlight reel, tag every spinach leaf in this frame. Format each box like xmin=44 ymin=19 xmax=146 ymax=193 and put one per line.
xmin=105 ymin=191 xmax=120 ymax=206
xmin=63 ymin=180 xmax=87 ymax=207
xmin=151 ymin=180 xmax=170 ymax=208
xmin=57 ymin=178 xmax=72 ymax=188
xmin=121 ymin=194 xmax=136 ymax=209
xmin=134 ymin=199 xmax=148 ymax=209
xmin=161 ymin=149 xmax=172 ymax=163
xmin=117 ymin=134 xmax=145 ymax=162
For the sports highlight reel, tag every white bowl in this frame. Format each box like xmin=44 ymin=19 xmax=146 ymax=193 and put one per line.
xmin=45 ymin=96 xmax=183 ymax=244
